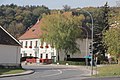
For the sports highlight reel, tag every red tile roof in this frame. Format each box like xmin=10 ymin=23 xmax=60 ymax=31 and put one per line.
xmin=18 ymin=20 xmax=43 ymax=40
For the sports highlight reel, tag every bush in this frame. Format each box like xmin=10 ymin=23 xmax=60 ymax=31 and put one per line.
xmin=67 ymin=58 xmax=86 ymax=62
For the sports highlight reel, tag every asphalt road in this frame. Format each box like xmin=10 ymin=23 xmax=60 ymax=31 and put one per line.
xmin=0 ymin=64 xmax=91 ymax=80
xmin=1 ymin=64 xmax=119 ymax=80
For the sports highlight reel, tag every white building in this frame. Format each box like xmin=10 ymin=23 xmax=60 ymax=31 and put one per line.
xmin=0 ymin=26 xmax=21 ymax=68
xmin=18 ymin=20 xmax=57 ymax=63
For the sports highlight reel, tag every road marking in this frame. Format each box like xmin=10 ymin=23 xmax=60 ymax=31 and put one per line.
xmin=62 ymin=68 xmax=78 ymax=71
xmin=41 ymin=69 xmax=62 ymax=77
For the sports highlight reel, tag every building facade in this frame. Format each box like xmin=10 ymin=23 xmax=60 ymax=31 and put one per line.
xmin=19 ymin=19 xmax=92 ymax=63
xmin=18 ymin=20 xmax=57 ymax=63
xmin=0 ymin=26 xmax=21 ymax=68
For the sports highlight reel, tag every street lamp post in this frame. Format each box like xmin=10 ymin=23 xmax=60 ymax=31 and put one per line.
xmin=77 ymin=9 xmax=94 ymax=75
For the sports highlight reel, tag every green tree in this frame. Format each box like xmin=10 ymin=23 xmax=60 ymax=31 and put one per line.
xmin=40 ymin=12 xmax=84 ymax=61
xmin=63 ymin=5 xmax=71 ymax=12
xmin=93 ymin=2 xmax=110 ymax=63
xmin=7 ymin=22 xmax=25 ymax=38
xmin=103 ymin=27 xmax=120 ymax=64
xmin=0 ymin=4 xmax=50 ymax=38
xmin=109 ymin=7 xmax=120 ymax=25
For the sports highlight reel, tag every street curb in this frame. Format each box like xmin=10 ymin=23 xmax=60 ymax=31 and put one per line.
xmin=0 ymin=69 xmax=35 ymax=78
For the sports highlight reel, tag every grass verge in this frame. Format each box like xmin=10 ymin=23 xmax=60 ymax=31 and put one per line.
xmin=0 ymin=68 xmax=25 ymax=75
xmin=96 ymin=64 xmax=120 ymax=77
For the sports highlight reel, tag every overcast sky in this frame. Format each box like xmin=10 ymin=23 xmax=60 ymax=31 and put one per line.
xmin=0 ymin=0 xmax=118 ymax=9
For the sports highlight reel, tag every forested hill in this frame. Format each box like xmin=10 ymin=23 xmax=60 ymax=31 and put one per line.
xmin=0 ymin=4 xmax=50 ymax=38
xmin=0 ymin=4 xmax=120 ymax=38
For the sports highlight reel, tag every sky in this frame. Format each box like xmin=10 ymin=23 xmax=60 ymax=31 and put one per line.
xmin=0 ymin=0 xmax=118 ymax=9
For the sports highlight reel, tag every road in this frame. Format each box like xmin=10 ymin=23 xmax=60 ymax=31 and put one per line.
xmin=0 ymin=64 xmax=91 ymax=80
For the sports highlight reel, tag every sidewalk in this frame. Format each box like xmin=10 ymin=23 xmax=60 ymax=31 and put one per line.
xmin=0 ymin=69 xmax=34 ymax=78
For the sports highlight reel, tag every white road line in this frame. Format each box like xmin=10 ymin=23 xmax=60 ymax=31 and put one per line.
xmin=62 ymin=69 xmax=78 ymax=71
xmin=41 ymin=69 xmax=62 ymax=77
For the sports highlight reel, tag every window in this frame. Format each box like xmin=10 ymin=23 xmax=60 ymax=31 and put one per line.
xmin=46 ymin=54 xmax=48 ymax=59
xmin=30 ymin=54 xmax=32 ymax=56
xmin=25 ymin=41 xmax=27 ymax=48
xmin=40 ymin=54 xmax=43 ymax=58
xmin=32 ymin=29 xmax=35 ymax=32
xmin=35 ymin=41 xmax=38 ymax=48
xmin=40 ymin=42 xmax=43 ymax=48
xmin=24 ymin=53 xmax=27 ymax=57
xmin=29 ymin=41 xmax=32 ymax=48
xmin=45 ymin=43 xmax=49 ymax=48
xmin=21 ymin=54 xmax=22 ymax=58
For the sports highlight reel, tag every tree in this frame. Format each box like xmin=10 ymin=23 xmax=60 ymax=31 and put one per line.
xmin=109 ymin=7 xmax=120 ymax=25
xmin=40 ymin=12 xmax=84 ymax=61
xmin=63 ymin=5 xmax=71 ymax=12
xmin=103 ymin=27 xmax=120 ymax=64
xmin=103 ymin=2 xmax=110 ymax=30
xmin=93 ymin=2 xmax=110 ymax=63
xmin=0 ymin=4 xmax=50 ymax=38
xmin=7 ymin=22 xmax=25 ymax=38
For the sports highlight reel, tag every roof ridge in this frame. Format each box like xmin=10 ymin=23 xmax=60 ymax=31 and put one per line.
xmin=0 ymin=25 xmax=21 ymax=46
xmin=18 ymin=20 xmax=42 ymax=40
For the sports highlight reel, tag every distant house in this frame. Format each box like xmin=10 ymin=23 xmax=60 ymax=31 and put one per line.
xmin=18 ymin=20 xmax=57 ymax=63
xmin=0 ymin=26 xmax=21 ymax=68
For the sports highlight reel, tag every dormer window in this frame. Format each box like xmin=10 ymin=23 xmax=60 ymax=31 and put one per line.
xmin=32 ymin=29 xmax=35 ymax=32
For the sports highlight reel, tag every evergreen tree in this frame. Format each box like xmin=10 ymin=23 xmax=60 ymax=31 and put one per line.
xmin=103 ymin=2 xmax=110 ymax=31
xmin=93 ymin=2 xmax=110 ymax=62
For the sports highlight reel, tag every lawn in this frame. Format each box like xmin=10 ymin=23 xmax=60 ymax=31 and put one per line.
xmin=96 ymin=64 xmax=120 ymax=77
xmin=0 ymin=68 xmax=25 ymax=75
